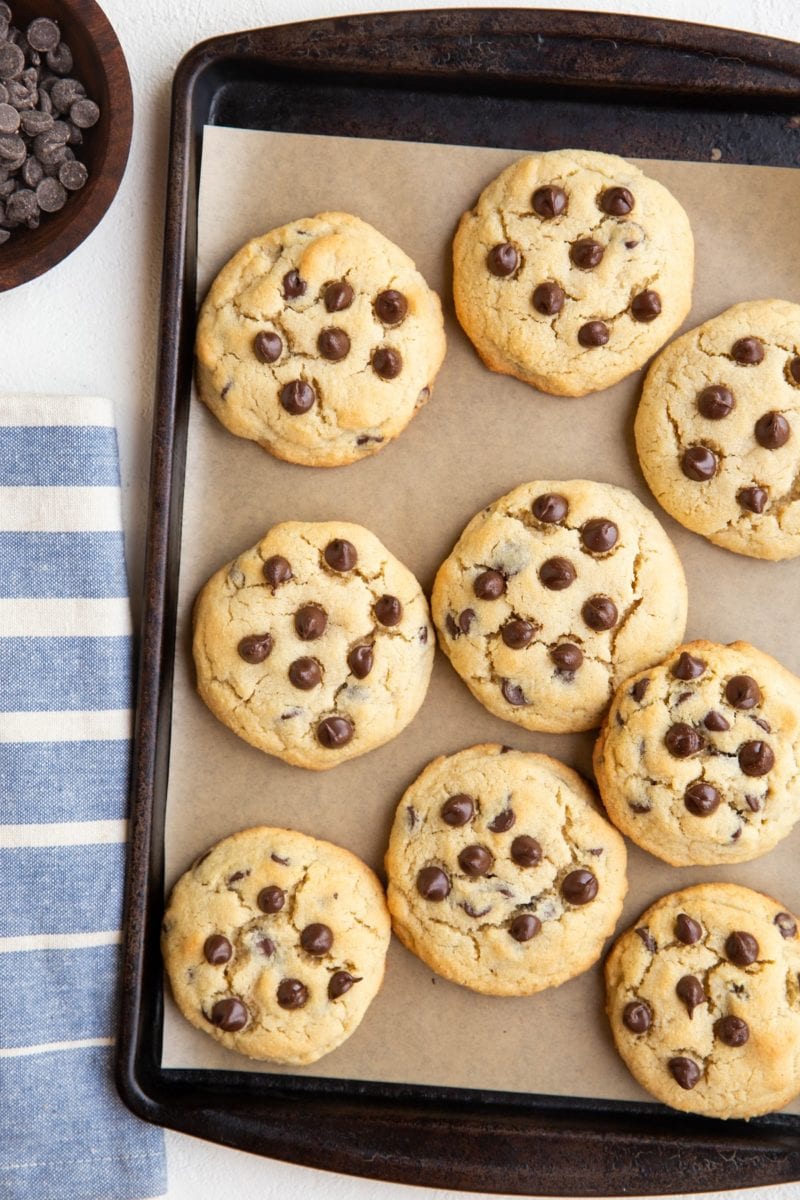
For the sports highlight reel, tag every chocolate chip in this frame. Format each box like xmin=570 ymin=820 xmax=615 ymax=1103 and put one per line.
xmin=46 ymin=43 xmax=73 ymax=75
xmin=502 ymin=618 xmax=535 ymax=649
xmin=622 ymin=1000 xmax=651 ymax=1033
xmin=630 ymin=290 xmax=661 ymax=322
xmin=562 ymin=869 xmax=598 ymax=905
xmin=631 ymin=678 xmax=650 ymax=702
xmin=676 ymin=974 xmax=705 ymax=1016
xmin=277 ymin=979 xmax=308 ymax=1009
xmin=684 ymin=781 xmax=720 ymax=816
xmin=258 ymin=885 xmax=285 ymax=913
xmin=775 ymin=912 xmax=797 ymax=939
xmin=675 ymin=691 xmax=692 ymax=705
xmin=282 ymin=269 xmax=306 ymax=299
xmin=532 ymin=492 xmax=568 ymax=523
xmin=374 ymin=289 xmax=408 ymax=325
xmin=227 ymin=870 xmax=247 ymax=884
xmin=280 ymin=380 xmax=316 ymax=415
xmin=665 ymin=723 xmax=703 ymax=757
xmin=539 ymin=556 xmax=576 ymax=590
xmin=257 ymin=937 xmax=275 ymax=957
xmin=316 ymin=715 xmax=354 ymax=749
xmin=582 ymin=595 xmax=617 ymax=631
xmin=324 ymin=280 xmax=354 ymax=312
xmin=714 ymin=1015 xmax=749 ymax=1047
xmin=790 ymin=357 xmax=800 ymax=385
xmin=263 ymin=555 xmax=292 ymax=587
xmin=600 ymin=186 xmax=635 ymax=215
xmin=752 ymin=717 xmax=771 ymax=733
xmin=676 ymin=914 xmax=702 ymax=944
xmin=669 ymin=1057 xmax=700 ymax=1090
xmin=755 ymin=411 xmax=790 ymax=449
xmin=50 ymin=79 xmax=84 ymax=115
xmin=69 ymin=98 xmax=98 ymax=129
xmin=739 ymin=740 xmax=774 ymax=776
xmin=203 ymin=934 xmax=232 ymax=965
xmin=745 ymin=793 xmax=762 ymax=811
xmin=0 ymin=41 xmax=23 ymax=79
xmin=673 ymin=652 xmax=706 ymax=680
xmin=347 ymin=643 xmax=373 ymax=679
xmin=372 ymin=347 xmax=402 ymax=379
xmin=509 ymin=913 xmax=541 ymax=942
xmin=635 ymin=926 xmax=656 ymax=952
xmin=502 ymin=679 xmax=527 ymax=706
xmin=36 ymin=177 xmax=67 ymax=213
xmin=510 ymin=835 xmax=542 ymax=867
xmin=318 ymin=328 xmax=350 ymax=361
xmin=532 ymin=184 xmax=567 ymax=218
xmin=458 ymin=608 xmax=476 ymax=634
xmin=295 ymin=605 xmax=327 ymax=640
xmin=551 ymin=643 xmax=583 ymax=673
xmin=374 ymin=594 xmax=402 ymax=626
xmin=210 ymin=997 xmax=248 ymax=1031
xmin=487 ymin=242 xmax=519 ymax=277
xmin=329 ymin=970 xmax=361 ymax=999
xmin=474 ymin=569 xmax=506 ymax=600
xmin=697 ymin=385 xmax=735 ymax=420
xmin=738 ymin=486 xmax=768 ymax=514
xmin=681 ymin=446 xmax=718 ymax=481
xmin=732 ymin=336 xmax=763 ymax=364
xmin=238 ymin=633 xmax=273 ymax=664
xmin=300 ymin=923 xmax=333 ymax=955
xmin=725 ymin=930 xmax=759 ymax=966
xmin=571 ymin=239 xmax=604 ymax=270
xmin=725 ymin=675 xmax=760 ymax=709
xmin=532 ymin=281 xmax=564 ymax=314
xmin=441 ymin=794 xmax=474 ymax=826
xmin=254 ymin=331 xmax=282 ymax=363
xmin=0 ymin=101 xmax=17 ymax=132
xmin=445 ymin=614 xmax=459 ymax=639
xmin=578 ymin=321 xmax=610 ymax=348
xmin=324 ymin=538 xmax=357 ymax=571
xmin=288 ymin=657 xmax=321 ymax=690
xmin=26 ymin=18 xmax=60 ymax=52
xmin=704 ymin=710 xmax=730 ymax=732
xmin=458 ymin=844 xmax=493 ymax=876
xmin=581 ymin=518 xmax=618 ymax=553
xmin=417 ymin=865 xmax=451 ymax=901
xmin=488 ymin=808 xmax=515 ymax=833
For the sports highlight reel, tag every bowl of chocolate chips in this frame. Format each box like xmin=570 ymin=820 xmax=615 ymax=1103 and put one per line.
xmin=0 ymin=0 xmax=132 ymax=290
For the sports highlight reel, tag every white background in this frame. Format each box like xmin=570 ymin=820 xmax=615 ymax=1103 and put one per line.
xmin=2 ymin=1 xmax=799 ymax=1198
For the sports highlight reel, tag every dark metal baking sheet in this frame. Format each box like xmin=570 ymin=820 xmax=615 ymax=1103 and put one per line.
xmin=117 ymin=10 xmax=800 ymax=1194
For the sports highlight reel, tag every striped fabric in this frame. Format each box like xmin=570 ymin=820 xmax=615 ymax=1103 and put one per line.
xmin=0 ymin=397 xmax=166 ymax=1199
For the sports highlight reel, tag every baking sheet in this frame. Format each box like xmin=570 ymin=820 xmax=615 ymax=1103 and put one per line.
xmin=162 ymin=126 xmax=800 ymax=1109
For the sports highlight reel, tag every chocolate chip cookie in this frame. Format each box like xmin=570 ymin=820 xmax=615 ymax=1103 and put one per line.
xmin=193 ymin=521 xmax=434 ymax=769
xmin=195 ymin=212 xmax=446 ymax=467
xmin=605 ymin=884 xmax=800 ymax=1118
xmin=635 ymin=300 xmax=800 ymax=560
xmin=431 ymin=480 xmax=688 ymax=733
xmin=594 ymin=640 xmax=800 ymax=866
xmin=385 ymin=744 xmax=628 ymax=995
xmin=452 ymin=149 xmax=694 ymax=397
xmin=162 ymin=826 xmax=391 ymax=1065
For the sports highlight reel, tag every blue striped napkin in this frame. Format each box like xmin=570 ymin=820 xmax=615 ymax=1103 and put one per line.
xmin=0 ymin=396 xmax=166 ymax=1200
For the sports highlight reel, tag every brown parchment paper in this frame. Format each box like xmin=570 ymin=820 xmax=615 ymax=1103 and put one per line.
xmin=162 ymin=125 xmax=800 ymax=1110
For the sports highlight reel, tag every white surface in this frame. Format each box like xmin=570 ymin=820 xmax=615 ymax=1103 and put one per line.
xmin=2 ymin=0 xmax=799 ymax=1197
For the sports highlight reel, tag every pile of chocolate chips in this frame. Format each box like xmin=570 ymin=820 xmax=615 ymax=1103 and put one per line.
xmin=0 ymin=4 xmax=99 ymax=244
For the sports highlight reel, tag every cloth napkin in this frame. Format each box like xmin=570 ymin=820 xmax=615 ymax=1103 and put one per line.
xmin=0 ymin=396 xmax=166 ymax=1200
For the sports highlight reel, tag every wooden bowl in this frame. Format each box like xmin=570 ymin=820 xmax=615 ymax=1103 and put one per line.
xmin=0 ymin=0 xmax=132 ymax=291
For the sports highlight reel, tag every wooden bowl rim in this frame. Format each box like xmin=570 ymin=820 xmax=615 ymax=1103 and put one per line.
xmin=0 ymin=0 xmax=133 ymax=292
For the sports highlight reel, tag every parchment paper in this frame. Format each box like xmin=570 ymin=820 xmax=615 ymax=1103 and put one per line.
xmin=162 ymin=126 xmax=800 ymax=1110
